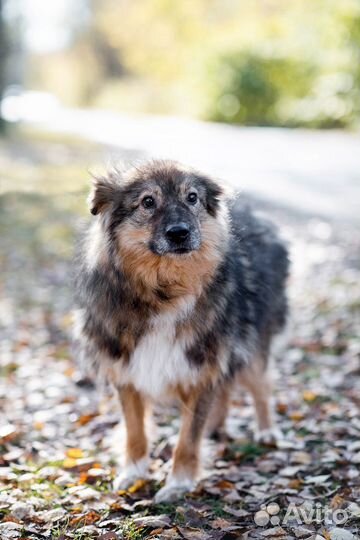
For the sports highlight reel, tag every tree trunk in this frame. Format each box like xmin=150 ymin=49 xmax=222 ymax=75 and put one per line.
xmin=0 ymin=0 xmax=7 ymax=133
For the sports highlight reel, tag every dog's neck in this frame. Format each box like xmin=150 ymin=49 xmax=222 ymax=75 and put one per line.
xmin=118 ymin=249 xmax=221 ymax=307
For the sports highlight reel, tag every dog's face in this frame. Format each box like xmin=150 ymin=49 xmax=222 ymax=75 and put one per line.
xmin=88 ymin=161 xmax=228 ymax=296
xmin=89 ymin=161 xmax=223 ymax=256
xmin=139 ymin=181 xmax=201 ymax=256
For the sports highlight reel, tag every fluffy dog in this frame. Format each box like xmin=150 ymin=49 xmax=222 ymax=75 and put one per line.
xmin=74 ymin=160 xmax=289 ymax=502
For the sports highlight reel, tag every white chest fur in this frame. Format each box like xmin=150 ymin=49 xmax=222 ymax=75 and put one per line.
xmin=119 ymin=296 xmax=199 ymax=399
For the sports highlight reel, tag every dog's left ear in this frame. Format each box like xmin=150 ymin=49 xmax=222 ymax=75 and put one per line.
xmin=88 ymin=173 xmax=121 ymax=216
xmin=203 ymin=177 xmax=223 ymax=217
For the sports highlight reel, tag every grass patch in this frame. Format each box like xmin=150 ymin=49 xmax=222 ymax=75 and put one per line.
xmin=120 ymin=518 xmax=145 ymax=540
xmin=225 ymin=441 xmax=268 ymax=462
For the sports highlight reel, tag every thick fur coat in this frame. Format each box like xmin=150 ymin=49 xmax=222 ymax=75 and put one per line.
xmin=74 ymin=160 xmax=289 ymax=502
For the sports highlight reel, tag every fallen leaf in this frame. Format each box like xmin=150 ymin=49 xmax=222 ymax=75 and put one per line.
xmin=290 ymin=451 xmax=312 ymax=465
xmin=67 ymin=486 xmax=101 ymax=501
xmin=62 ymin=457 xmax=96 ymax=472
xmin=133 ymin=514 xmax=171 ymax=529
xmin=330 ymin=494 xmax=344 ymax=509
xmin=260 ymin=526 xmax=287 ymax=537
xmin=288 ymin=478 xmax=303 ymax=489
xmin=210 ymin=518 xmax=234 ymax=529
xmin=305 ymin=474 xmax=331 ymax=484
xmin=70 ymin=510 xmax=101 ymax=526
xmin=127 ymin=478 xmax=148 ymax=493
xmin=0 ymin=425 xmax=18 ymax=443
xmin=223 ymin=506 xmax=250 ymax=518
xmin=214 ymin=479 xmax=235 ymax=490
xmin=276 ymin=402 xmax=288 ymax=415
xmin=178 ymin=527 xmax=209 ymax=540
xmin=62 ymin=458 xmax=78 ymax=469
xmin=303 ymin=390 xmax=318 ymax=402
xmin=10 ymin=502 xmax=33 ymax=521
xmin=37 ymin=508 xmax=66 ymax=523
xmin=76 ymin=413 xmax=98 ymax=426
xmin=289 ymin=411 xmax=305 ymax=421
xmin=329 ymin=529 xmax=355 ymax=540
xmin=66 ymin=448 xmax=84 ymax=459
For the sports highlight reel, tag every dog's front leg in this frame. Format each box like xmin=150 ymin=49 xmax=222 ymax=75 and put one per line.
xmin=113 ymin=384 xmax=149 ymax=490
xmin=155 ymin=384 xmax=214 ymax=503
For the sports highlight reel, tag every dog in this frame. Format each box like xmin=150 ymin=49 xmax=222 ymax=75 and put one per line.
xmin=74 ymin=160 xmax=289 ymax=502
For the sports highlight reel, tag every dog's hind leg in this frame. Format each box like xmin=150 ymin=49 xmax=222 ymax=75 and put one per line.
xmin=239 ymin=355 xmax=281 ymax=445
xmin=154 ymin=385 xmax=214 ymax=503
xmin=206 ymin=383 xmax=231 ymax=439
xmin=113 ymin=385 xmax=149 ymax=490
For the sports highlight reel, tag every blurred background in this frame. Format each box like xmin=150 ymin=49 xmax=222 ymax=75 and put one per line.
xmin=2 ymin=0 xmax=360 ymax=126
xmin=1 ymin=2 xmax=360 ymax=537
xmin=1 ymin=0 xmax=360 ymax=225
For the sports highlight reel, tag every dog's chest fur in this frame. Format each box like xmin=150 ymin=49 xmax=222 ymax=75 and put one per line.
xmin=119 ymin=296 xmax=199 ymax=398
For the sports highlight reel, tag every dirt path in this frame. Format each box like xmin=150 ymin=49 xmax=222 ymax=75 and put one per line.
xmin=21 ymin=107 xmax=360 ymax=224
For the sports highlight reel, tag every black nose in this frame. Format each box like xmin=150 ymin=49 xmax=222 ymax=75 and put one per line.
xmin=166 ymin=223 xmax=190 ymax=244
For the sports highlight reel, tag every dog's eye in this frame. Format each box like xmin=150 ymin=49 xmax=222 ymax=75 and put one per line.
xmin=142 ymin=196 xmax=155 ymax=209
xmin=187 ymin=192 xmax=198 ymax=204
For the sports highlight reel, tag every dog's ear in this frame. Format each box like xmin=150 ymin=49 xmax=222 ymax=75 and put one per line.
xmin=88 ymin=174 xmax=121 ymax=216
xmin=203 ymin=177 xmax=223 ymax=217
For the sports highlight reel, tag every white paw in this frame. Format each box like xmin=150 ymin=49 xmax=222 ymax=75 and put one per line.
xmin=255 ymin=426 xmax=283 ymax=446
xmin=114 ymin=473 xmax=141 ymax=490
xmin=113 ymin=457 xmax=149 ymax=491
xmin=154 ymin=476 xmax=196 ymax=503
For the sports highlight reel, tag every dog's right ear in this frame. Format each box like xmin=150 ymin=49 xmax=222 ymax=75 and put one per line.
xmin=88 ymin=174 xmax=120 ymax=216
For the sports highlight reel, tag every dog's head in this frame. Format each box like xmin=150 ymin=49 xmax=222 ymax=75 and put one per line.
xmin=88 ymin=160 xmax=229 ymax=294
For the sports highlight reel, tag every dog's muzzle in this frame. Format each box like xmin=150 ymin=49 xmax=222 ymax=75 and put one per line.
xmin=150 ymin=221 xmax=200 ymax=255
xmin=165 ymin=223 xmax=190 ymax=244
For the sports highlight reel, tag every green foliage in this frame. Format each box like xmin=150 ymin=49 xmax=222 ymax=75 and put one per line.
xmin=21 ymin=0 xmax=360 ymax=128
xmin=202 ymin=43 xmax=360 ymax=128
xmin=204 ymin=50 xmax=315 ymax=126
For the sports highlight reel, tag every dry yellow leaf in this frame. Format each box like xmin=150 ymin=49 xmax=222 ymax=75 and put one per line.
xmin=70 ymin=506 xmax=83 ymax=514
xmin=331 ymin=493 xmax=345 ymax=509
xmin=63 ymin=458 xmax=78 ymax=469
xmin=64 ymin=366 xmax=75 ymax=377
xmin=303 ymin=390 xmax=317 ymax=402
xmin=66 ymin=448 xmax=84 ymax=459
xmin=127 ymin=479 xmax=147 ymax=493
xmin=290 ymin=411 xmax=304 ymax=421
xmin=288 ymin=479 xmax=303 ymax=489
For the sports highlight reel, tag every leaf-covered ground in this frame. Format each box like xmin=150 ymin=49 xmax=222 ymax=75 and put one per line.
xmin=1 ymin=130 xmax=360 ymax=539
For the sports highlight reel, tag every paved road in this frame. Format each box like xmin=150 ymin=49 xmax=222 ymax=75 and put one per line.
xmin=25 ymin=107 xmax=360 ymax=223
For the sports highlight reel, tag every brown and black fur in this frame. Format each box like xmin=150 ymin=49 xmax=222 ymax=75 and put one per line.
xmin=74 ymin=160 xmax=289 ymax=502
